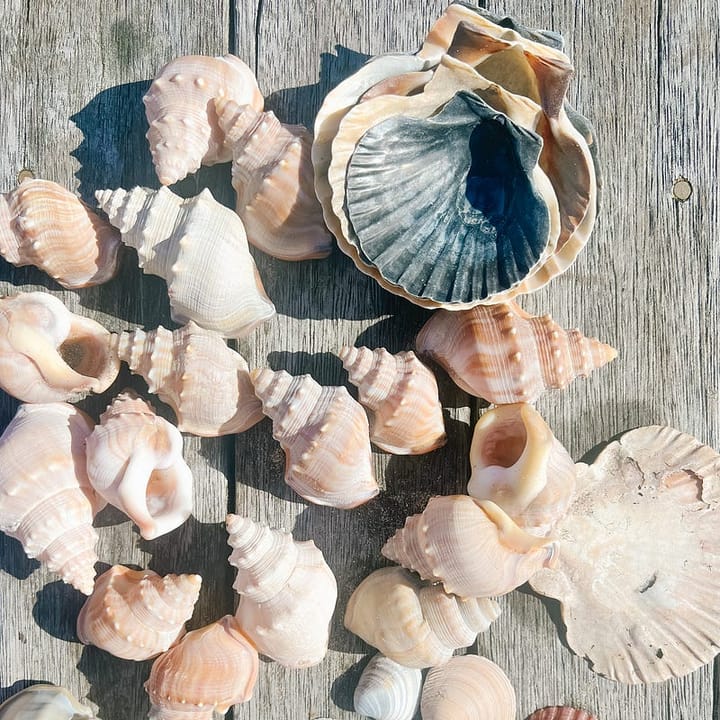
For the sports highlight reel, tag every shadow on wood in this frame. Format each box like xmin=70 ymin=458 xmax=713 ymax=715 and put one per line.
xmin=32 ymin=580 xmax=86 ymax=642
xmin=0 ymin=533 xmax=39 ymax=581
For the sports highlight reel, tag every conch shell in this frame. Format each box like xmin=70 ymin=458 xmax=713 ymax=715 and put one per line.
xmin=353 ymin=654 xmax=422 ymax=720
xmin=85 ymin=391 xmax=193 ymax=539
xmin=0 ymin=178 xmax=121 ymax=288
xmin=0 ymin=684 xmax=97 ymax=719
xmin=251 ymin=368 xmax=379 ymax=508
xmin=226 ymin=514 xmax=337 ymax=668
xmin=338 ymin=346 xmax=446 ymax=455
xmin=96 ymin=186 xmax=275 ymax=338
xmin=528 ymin=709 xmax=599 ymax=720
xmin=76 ymin=564 xmax=202 ymax=660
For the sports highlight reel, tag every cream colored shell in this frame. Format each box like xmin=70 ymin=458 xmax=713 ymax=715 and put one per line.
xmin=353 ymin=654 xmax=422 ymax=720
xmin=0 ymin=684 xmax=97 ymax=719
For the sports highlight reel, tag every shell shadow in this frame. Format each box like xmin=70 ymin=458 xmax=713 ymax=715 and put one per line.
xmin=265 ymin=350 xmax=347 ymax=387
xmin=32 ymin=580 xmax=87 ymax=642
xmin=514 ymin=583 xmax=574 ymax=655
xmin=329 ymin=654 xmax=371 ymax=713
xmin=0 ymin=534 xmax=39 ymax=581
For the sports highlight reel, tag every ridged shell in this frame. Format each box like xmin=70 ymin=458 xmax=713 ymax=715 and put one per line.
xmin=145 ymin=615 xmax=258 ymax=719
xmin=143 ymin=54 xmax=263 ymax=185
xmin=85 ymin=391 xmax=193 ymax=539
xmin=76 ymin=565 xmax=202 ymax=660
xmin=344 ymin=566 xmax=500 ymax=668
xmin=353 ymin=654 xmax=422 ymax=720
xmin=0 ymin=179 xmax=121 ymax=288
xmin=226 ymin=514 xmax=337 ymax=667
xmin=0 ymin=685 xmax=96 ymax=719
xmin=382 ymin=495 xmax=556 ymax=598
xmin=339 ymin=346 xmax=446 ymax=454
xmin=96 ymin=186 xmax=275 ymax=338
xmin=527 ymin=708 xmax=598 ymax=720
xmin=251 ymin=368 xmax=379 ymax=508
xmin=0 ymin=403 xmax=103 ymax=594
xmin=416 ymin=301 xmax=616 ymax=404
xmin=0 ymin=292 xmax=120 ymax=403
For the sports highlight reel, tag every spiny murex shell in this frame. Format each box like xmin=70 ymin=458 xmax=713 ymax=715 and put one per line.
xmin=0 ymin=684 xmax=97 ymax=719
xmin=353 ymin=654 xmax=422 ymax=720
xmin=76 ymin=564 xmax=202 ymax=661
xmin=527 ymin=708 xmax=599 ymax=720
xmin=226 ymin=514 xmax=337 ymax=667
xmin=96 ymin=186 xmax=275 ymax=338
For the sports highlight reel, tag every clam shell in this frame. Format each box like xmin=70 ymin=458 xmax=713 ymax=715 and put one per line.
xmin=527 ymin=708 xmax=598 ymax=720
xmin=353 ymin=654 xmax=422 ymax=720
xmin=0 ymin=685 xmax=96 ymax=719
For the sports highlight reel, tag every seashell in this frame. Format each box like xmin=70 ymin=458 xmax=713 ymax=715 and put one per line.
xmin=381 ymin=495 xmax=556 ymax=598
xmin=416 ymin=301 xmax=616 ymax=404
xmin=527 ymin=708 xmax=599 ymax=720
xmin=420 ymin=655 xmax=516 ymax=720
xmin=529 ymin=425 xmax=720 ymax=684
xmin=0 ymin=292 xmax=120 ymax=403
xmin=353 ymin=654 xmax=422 ymax=720
xmin=0 ymin=403 xmax=103 ymax=594
xmin=214 ymin=98 xmax=333 ymax=261
xmin=251 ymin=368 xmax=379 ymax=508
xmin=467 ymin=403 xmax=576 ymax=535
xmin=76 ymin=564 xmax=202 ymax=661
xmin=144 ymin=54 xmax=263 ymax=185
xmin=0 ymin=179 xmax=121 ymax=288
xmin=338 ymin=346 xmax=446 ymax=454
xmin=112 ymin=322 xmax=263 ymax=437
xmin=96 ymin=186 xmax=275 ymax=338
xmin=226 ymin=514 xmax=337 ymax=667
xmin=344 ymin=566 xmax=500 ymax=668
xmin=144 ymin=614 xmax=258 ymax=719
xmin=0 ymin=684 xmax=97 ymax=719
xmin=85 ymin=391 xmax=193 ymax=539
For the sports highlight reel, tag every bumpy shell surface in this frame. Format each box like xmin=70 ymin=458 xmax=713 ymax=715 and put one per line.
xmin=0 ymin=403 xmax=103 ymax=594
xmin=0 ymin=179 xmax=121 ymax=288
xmin=416 ymin=301 xmax=616 ymax=404
xmin=527 ymin=708 xmax=598 ymax=720
xmin=0 ymin=684 xmax=97 ymax=719
xmin=530 ymin=426 xmax=720 ymax=684
xmin=344 ymin=566 xmax=500 ymax=668
xmin=96 ymin=186 xmax=275 ymax=338
xmin=251 ymin=368 xmax=379 ymax=508
xmin=144 ymin=54 xmax=263 ymax=185
xmin=353 ymin=654 xmax=422 ymax=720
xmin=85 ymin=392 xmax=193 ymax=539
xmin=76 ymin=565 xmax=202 ymax=661
xmin=226 ymin=514 xmax=337 ymax=667
xmin=339 ymin=346 xmax=446 ymax=455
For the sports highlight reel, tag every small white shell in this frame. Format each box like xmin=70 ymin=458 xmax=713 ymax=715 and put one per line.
xmin=353 ymin=654 xmax=422 ymax=720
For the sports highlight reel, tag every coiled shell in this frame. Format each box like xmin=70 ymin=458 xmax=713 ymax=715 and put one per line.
xmin=353 ymin=654 xmax=422 ymax=720
xmin=527 ymin=709 xmax=598 ymax=720
xmin=0 ymin=684 xmax=96 ymax=719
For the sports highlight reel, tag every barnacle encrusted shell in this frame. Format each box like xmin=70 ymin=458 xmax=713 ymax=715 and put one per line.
xmin=96 ymin=186 xmax=275 ymax=338
xmin=344 ymin=566 xmax=500 ymax=668
xmin=251 ymin=368 xmax=379 ymax=508
xmin=416 ymin=301 xmax=616 ymax=404
xmin=226 ymin=514 xmax=337 ymax=668
xmin=76 ymin=565 xmax=202 ymax=661
xmin=85 ymin=391 xmax=193 ymax=539
xmin=0 ymin=684 xmax=97 ymax=719
xmin=529 ymin=426 xmax=720 ymax=683
xmin=527 ymin=708 xmax=599 ymax=720
xmin=0 ymin=179 xmax=121 ymax=288
xmin=339 ymin=346 xmax=446 ymax=454
xmin=353 ymin=654 xmax=422 ymax=720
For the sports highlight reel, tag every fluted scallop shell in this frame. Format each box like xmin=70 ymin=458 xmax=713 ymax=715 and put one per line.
xmin=382 ymin=495 xmax=556 ymax=598
xmin=76 ymin=565 xmax=202 ymax=660
xmin=416 ymin=301 xmax=616 ymax=404
xmin=96 ymin=186 xmax=275 ymax=338
xmin=226 ymin=514 xmax=337 ymax=667
xmin=527 ymin=708 xmax=598 ymax=720
xmin=0 ymin=179 xmax=121 ymax=288
xmin=344 ymin=566 xmax=500 ymax=668
xmin=0 ymin=292 xmax=120 ymax=403
xmin=85 ymin=391 xmax=193 ymax=539
xmin=339 ymin=346 xmax=446 ymax=454
xmin=0 ymin=685 xmax=97 ymax=719
xmin=353 ymin=654 xmax=422 ymax=720
xmin=0 ymin=403 xmax=103 ymax=594
xmin=144 ymin=615 xmax=258 ymax=720
xmin=144 ymin=54 xmax=263 ymax=185
xmin=214 ymin=98 xmax=333 ymax=261
xmin=251 ymin=368 xmax=379 ymax=508
xmin=468 ymin=403 xmax=576 ymax=535
xmin=529 ymin=426 xmax=720 ymax=684
xmin=420 ymin=655 xmax=516 ymax=720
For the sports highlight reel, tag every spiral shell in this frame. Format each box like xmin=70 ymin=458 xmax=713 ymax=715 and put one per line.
xmin=527 ymin=709 xmax=599 ymax=720
xmin=353 ymin=654 xmax=422 ymax=720
xmin=0 ymin=684 xmax=97 ymax=719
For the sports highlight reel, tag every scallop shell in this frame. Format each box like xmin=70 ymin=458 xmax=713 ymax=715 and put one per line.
xmin=96 ymin=186 xmax=275 ymax=338
xmin=112 ymin=322 xmax=263 ymax=437
xmin=144 ymin=615 xmax=258 ymax=719
xmin=0 ymin=403 xmax=103 ymax=594
xmin=416 ymin=301 xmax=616 ymax=404
xmin=527 ymin=708 xmax=598 ymax=720
xmin=143 ymin=54 xmax=263 ymax=185
xmin=226 ymin=514 xmax=337 ymax=668
xmin=0 ymin=292 xmax=120 ymax=403
xmin=85 ymin=391 xmax=193 ymax=539
xmin=0 ymin=684 xmax=97 ymax=719
xmin=76 ymin=565 xmax=202 ymax=660
xmin=529 ymin=426 xmax=720 ymax=683
xmin=251 ymin=368 xmax=379 ymax=508
xmin=0 ymin=179 xmax=121 ymax=288
xmin=353 ymin=654 xmax=422 ymax=720
xmin=381 ymin=495 xmax=556 ymax=598
xmin=338 ymin=346 xmax=446 ymax=454
xmin=344 ymin=566 xmax=500 ymax=668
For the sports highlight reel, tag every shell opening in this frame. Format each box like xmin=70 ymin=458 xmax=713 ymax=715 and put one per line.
xmin=480 ymin=423 xmax=527 ymax=468
xmin=59 ymin=332 xmax=112 ymax=381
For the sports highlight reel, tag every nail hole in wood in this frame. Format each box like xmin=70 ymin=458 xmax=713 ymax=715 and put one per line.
xmin=672 ymin=176 xmax=692 ymax=202
xmin=17 ymin=169 xmax=35 ymax=184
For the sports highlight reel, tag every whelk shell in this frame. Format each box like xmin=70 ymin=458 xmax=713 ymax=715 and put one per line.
xmin=0 ymin=684 xmax=97 ymax=719
xmin=353 ymin=654 xmax=422 ymax=720
xmin=527 ymin=709 xmax=599 ymax=720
